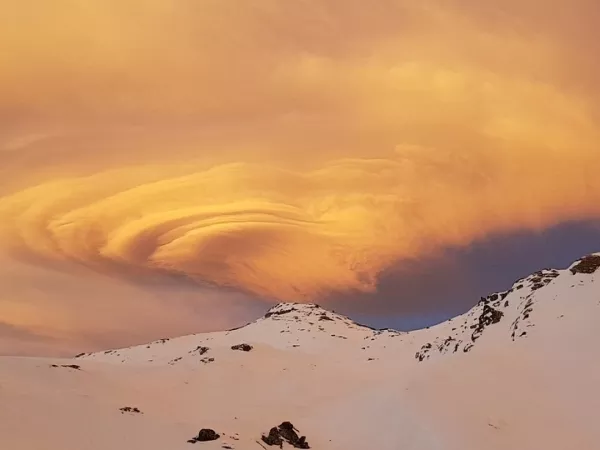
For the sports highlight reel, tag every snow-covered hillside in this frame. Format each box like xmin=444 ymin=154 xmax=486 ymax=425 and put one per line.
xmin=1 ymin=254 xmax=600 ymax=450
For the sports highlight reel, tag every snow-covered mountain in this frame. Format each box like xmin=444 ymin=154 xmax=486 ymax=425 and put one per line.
xmin=1 ymin=254 xmax=600 ymax=450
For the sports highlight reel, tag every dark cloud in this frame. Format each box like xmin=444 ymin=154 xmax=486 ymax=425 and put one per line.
xmin=326 ymin=220 xmax=600 ymax=329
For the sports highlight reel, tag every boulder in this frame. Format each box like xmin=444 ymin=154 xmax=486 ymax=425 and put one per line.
xmin=197 ymin=429 xmax=220 ymax=442
xmin=231 ymin=344 xmax=253 ymax=352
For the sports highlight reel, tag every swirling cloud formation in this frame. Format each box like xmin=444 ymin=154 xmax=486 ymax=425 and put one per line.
xmin=2 ymin=146 xmax=600 ymax=301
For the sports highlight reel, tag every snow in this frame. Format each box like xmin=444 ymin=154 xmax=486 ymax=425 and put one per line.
xmin=1 ymin=255 xmax=600 ymax=449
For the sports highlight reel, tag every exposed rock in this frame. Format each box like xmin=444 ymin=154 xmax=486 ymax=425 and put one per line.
xmin=190 ymin=346 xmax=209 ymax=355
xmin=262 ymin=427 xmax=283 ymax=447
xmin=264 ymin=307 xmax=296 ymax=318
xmin=119 ymin=406 xmax=142 ymax=414
xmin=415 ymin=343 xmax=432 ymax=361
xmin=480 ymin=305 xmax=504 ymax=327
xmin=471 ymin=304 xmax=504 ymax=342
xmin=261 ymin=422 xmax=310 ymax=449
xmin=189 ymin=429 xmax=220 ymax=443
xmin=231 ymin=344 xmax=253 ymax=352
xmin=51 ymin=364 xmax=81 ymax=370
xmin=570 ymin=255 xmax=600 ymax=275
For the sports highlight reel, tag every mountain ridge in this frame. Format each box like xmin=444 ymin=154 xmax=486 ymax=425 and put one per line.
xmin=76 ymin=252 xmax=600 ymax=366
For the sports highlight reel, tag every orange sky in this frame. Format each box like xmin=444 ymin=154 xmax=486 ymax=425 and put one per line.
xmin=1 ymin=1 xmax=599 ymax=354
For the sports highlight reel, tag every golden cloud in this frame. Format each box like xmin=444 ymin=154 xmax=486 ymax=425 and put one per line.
xmin=1 ymin=141 xmax=599 ymax=302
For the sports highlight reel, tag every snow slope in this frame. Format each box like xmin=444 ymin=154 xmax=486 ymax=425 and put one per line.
xmin=1 ymin=254 xmax=600 ymax=450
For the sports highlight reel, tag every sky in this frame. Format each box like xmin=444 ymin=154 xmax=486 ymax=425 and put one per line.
xmin=1 ymin=0 xmax=600 ymax=355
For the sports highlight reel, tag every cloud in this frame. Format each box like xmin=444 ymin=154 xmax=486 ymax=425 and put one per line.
xmin=0 ymin=256 xmax=260 ymax=356
xmin=1 ymin=0 xmax=600 ymax=353
xmin=1 ymin=149 xmax=599 ymax=303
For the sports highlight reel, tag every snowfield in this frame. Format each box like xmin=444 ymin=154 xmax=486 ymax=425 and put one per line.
xmin=1 ymin=254 xmax=600 ymax=449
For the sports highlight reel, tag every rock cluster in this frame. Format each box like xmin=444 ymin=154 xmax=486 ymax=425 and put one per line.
xmin=262 ymin=422 xmax=310 ymax=449
xmin=471 ymin=304 xmax=504 ymax=342
xmin=119 ymin=406 xmax=142 ymax=414
xmin=190 ymin=346 xmax=209 ymax=355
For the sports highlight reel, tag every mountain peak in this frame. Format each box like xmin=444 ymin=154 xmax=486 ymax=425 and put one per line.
xmin=264 ymin=302 xmax=336 ymax=319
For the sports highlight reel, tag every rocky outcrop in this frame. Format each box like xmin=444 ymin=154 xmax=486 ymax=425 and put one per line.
xmin=261 ymin=422 xmax=310 ymax=449
xmin=471 ymin=304 xmax=504 ymax=342
xmin=570 ymin=255 xmax=600 ymax=275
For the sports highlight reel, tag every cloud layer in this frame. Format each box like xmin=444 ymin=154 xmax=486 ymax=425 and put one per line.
xmin=1 ymin=0 xmax=600 ymax=353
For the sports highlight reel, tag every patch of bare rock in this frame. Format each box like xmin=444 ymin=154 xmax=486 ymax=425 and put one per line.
xmin=570 ymin=255 xmax=600 ymax=275
xmin=264 ymin=307 xmax=297 ymax=318
xmin=119 ymin=406 xmax=142 ymax=414
xmin=50 ymin=364 xmax=81 ymax=370
xmin=188 ymin=429 xmax=220 ymax=443
xmin=190 ymin=346 xmax=210 ymax=355
xmin=231 ymin=344 xmax=253 ymax=352
xmin=261 ymin=422 xmax=310 ymax=449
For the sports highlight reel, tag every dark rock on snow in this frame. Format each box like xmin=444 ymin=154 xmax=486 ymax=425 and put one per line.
xmin=191 ymin=346 xmax=209 ymax=355
xmin=261 ymin=422 xmax=310 ymax=449
xmin=570 ymin=255 xmax=600 ymax=275
xmin=189 ymin=429 xmax=220 ymax=443
xmin=264 ymin=307 xmax=296 ymax=318
xmin=231 ymin=344 xmax=253 ymax=352
xmin=119 ymin=406 xmax=142 ymax=414
xmin=50 ymin=364 xmax=81 ymax=370
xmin=262 ymin=427 xmax=283 ymax=447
